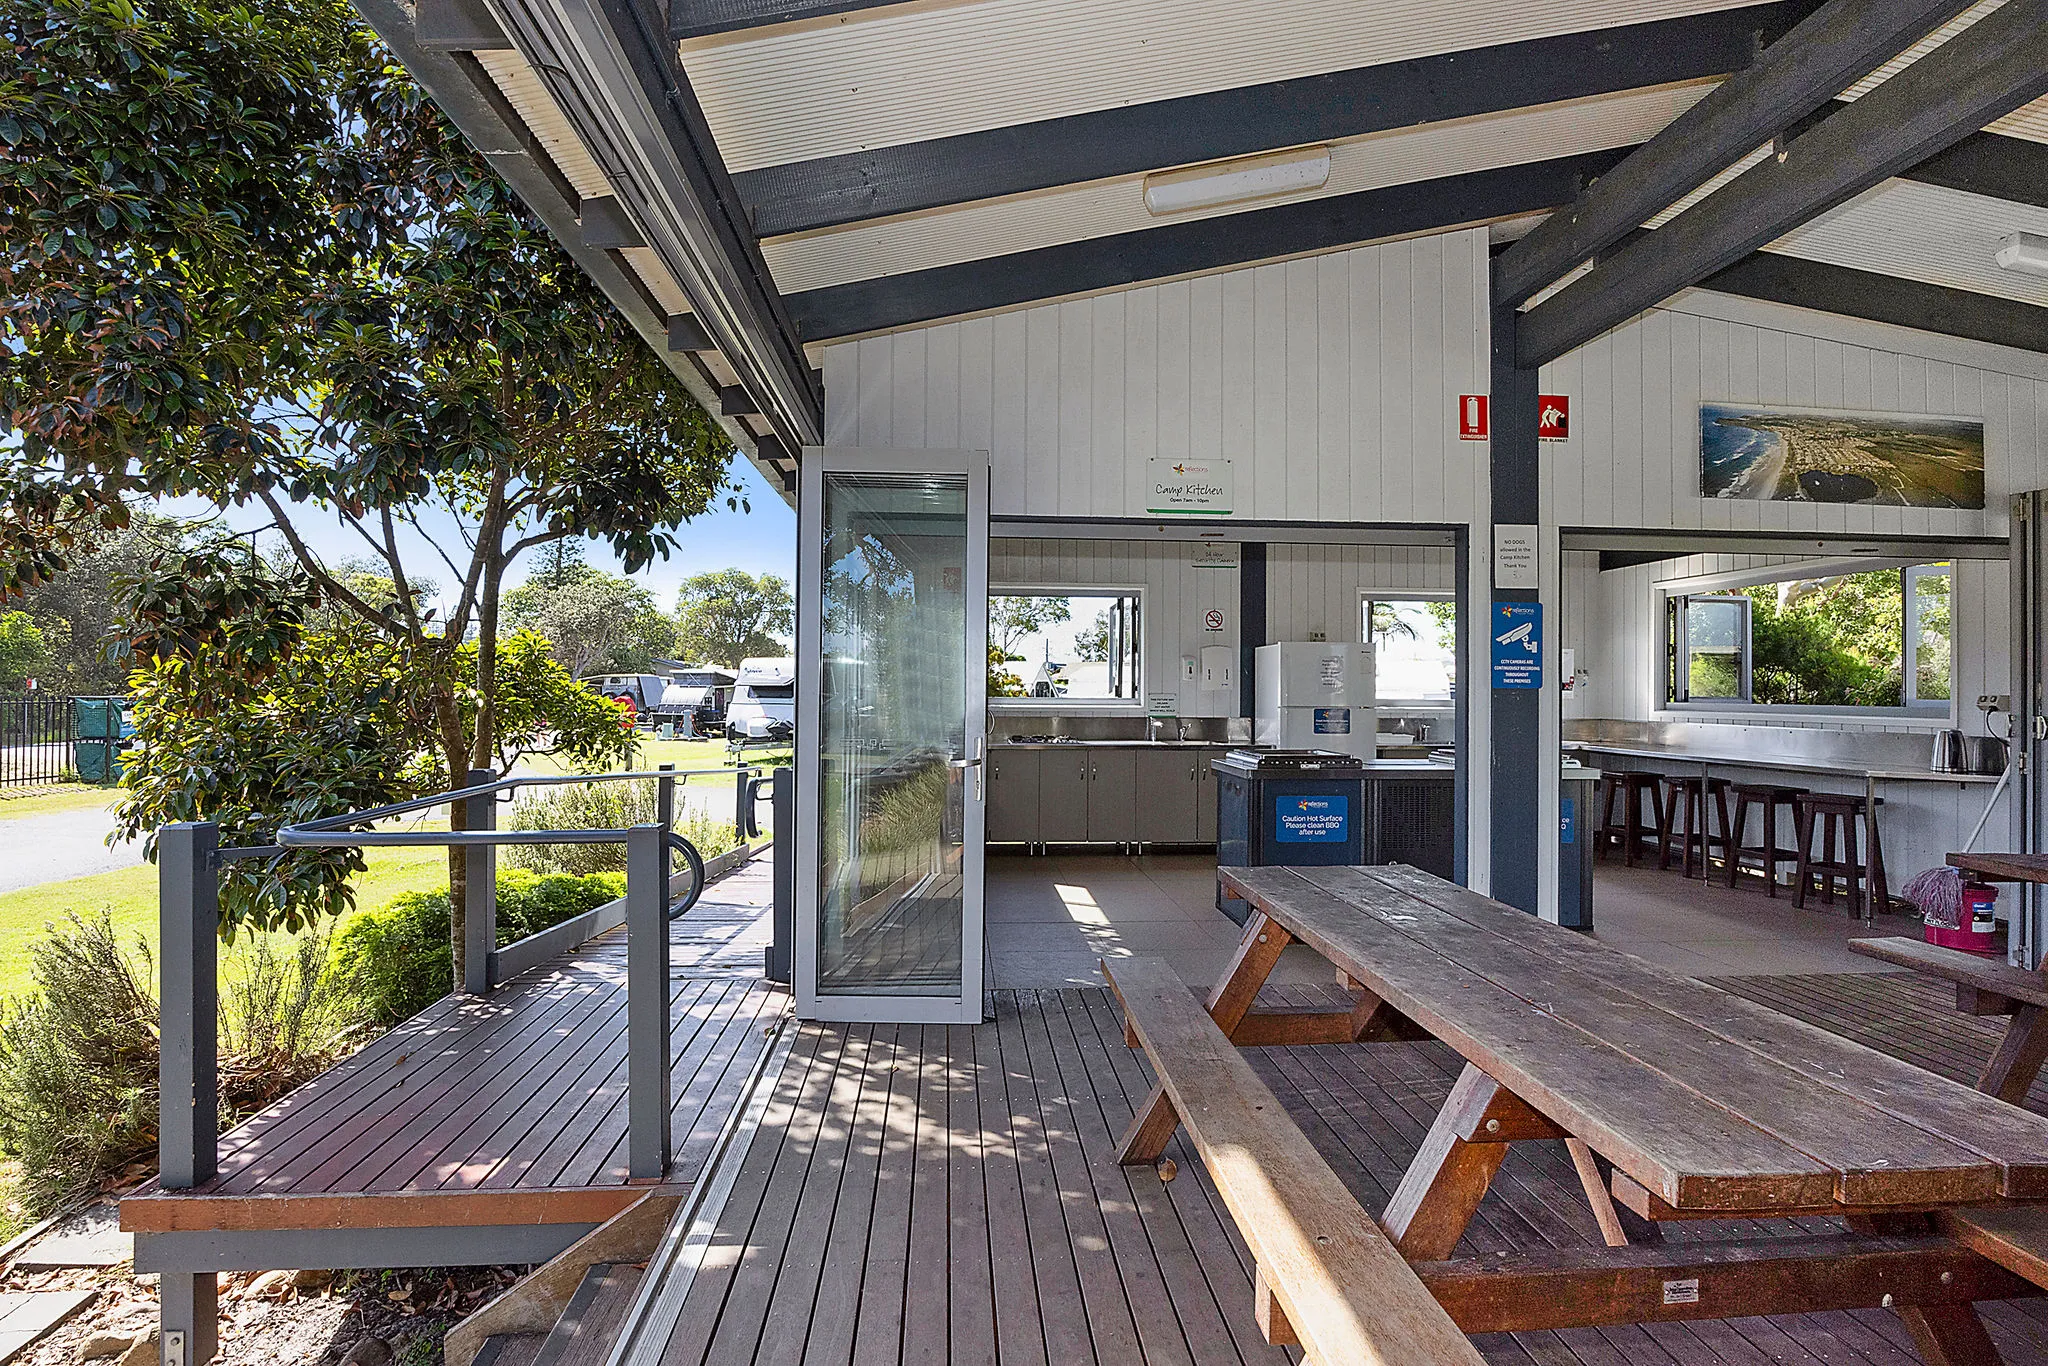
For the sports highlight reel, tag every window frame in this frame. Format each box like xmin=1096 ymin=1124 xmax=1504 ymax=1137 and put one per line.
xmin=1657 ymin=558 xmax=1957 ymax=721
xmin=1902 ymin=562 xmax=1954 ymax=710
xmin=987 ymin=584 xmax=1146 ymax=709
xmin=1356 ymin=590 xmax=1458 ymax=707
xmin=1666 ymin=593 xmax=1753 ymax=705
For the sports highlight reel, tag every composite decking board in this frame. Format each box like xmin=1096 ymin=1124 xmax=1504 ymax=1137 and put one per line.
xmin=1066 ymin=988 xmax=1302 ymax=1366
xmin=216 ymin=973 xmax=622 ymax=1194
xmin=654 ymin=990 xmax=2048 ymax=1366
xmin=206 ymin=971 xmax=598 ymax=1188
xmin=1046 ymin=988 xmax=1255 ymax=1366
xmin=424 ymin=979 xmax=736 ymax=1191
xmin=1709 ymin=971 xmax=2048 ymax=1113
xmin=348 ymin=975 xmax=653 ymax=1193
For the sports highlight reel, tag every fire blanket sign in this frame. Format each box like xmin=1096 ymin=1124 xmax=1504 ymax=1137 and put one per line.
xmin=1276 ymin=795 xmax=1349 ymax=843
xmin=1491 ymin=601 xmax=1543 ymax=689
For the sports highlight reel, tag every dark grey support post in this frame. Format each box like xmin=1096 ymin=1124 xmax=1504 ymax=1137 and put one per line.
xmin=157 ymin=823 xmax=219 ymax=1366
xmin=657 ymin=763 xmax=675 ymax=910
xmin=732 ymin=766 xmax=756 ymax=842
xmin=625 ymin=823 xmax=670 ymax=1179
xmin=1489 ymin=296 xmax=1543 ymax=914
xmin=463 ymin=768 xmax=497 ymax=995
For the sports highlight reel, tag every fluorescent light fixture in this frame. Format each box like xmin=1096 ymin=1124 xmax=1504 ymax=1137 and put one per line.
xmin=1995 ymin=231 xmax=2048 ymax=277
xmin=1143 ymin=146 xmax=1331 ymax=217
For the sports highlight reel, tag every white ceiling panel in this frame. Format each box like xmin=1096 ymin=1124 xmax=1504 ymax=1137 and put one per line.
xmin=474 ymin=50 xmax=614 ymax=201
xmin=760 ymin=83 xmax=1710 ymax=292
xmin=618 ymin=247 xmax=692 ymax=314
xmin=1765 ymin=179 xmax=2048 ymax=307
xmin=679 ymin=0 xmax=1771 ymax=173
xmin=1834 ymin=0 xmax=2048 ymax=144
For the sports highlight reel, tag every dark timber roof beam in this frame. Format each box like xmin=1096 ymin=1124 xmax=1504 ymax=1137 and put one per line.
xmin=1700 ymin=254 xmax=2048 ymax=357
xmin=417 ymin=0 xmax=514 ymax=50
xmin=735 ymin=3 xmax=1823 ymax=238
xmin=1494 ymin=0 xmax=1982 ymax=309
xmin=786 ymin=149 xmax=1632 ymax=340
xmin=1515 ymin=0 xmax=2048 ymax=368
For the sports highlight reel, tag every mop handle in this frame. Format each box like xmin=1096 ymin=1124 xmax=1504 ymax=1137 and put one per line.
xmin=1962 ymin=763 xmax=2015 ymax=855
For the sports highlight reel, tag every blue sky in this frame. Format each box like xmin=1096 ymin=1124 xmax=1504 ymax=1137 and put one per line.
xmin=154 ymin=454 xmax=796 ymax=613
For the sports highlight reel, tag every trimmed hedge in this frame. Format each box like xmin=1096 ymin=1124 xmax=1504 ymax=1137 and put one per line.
xmin=328 ymin=870 xmax=626 ymax=1025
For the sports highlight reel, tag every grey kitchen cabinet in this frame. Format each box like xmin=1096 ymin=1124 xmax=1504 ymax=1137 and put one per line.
xmin=1037 ymin=748 xmax=1093 ymax=843
xmin=1196 ymin=747 xmax=1225 ymax=843
xmin=1135 ymin=747 xmax=1200 ymax=846
xmin=987 ymin=747 xmax=1040 ymax=844
xmin=1085 ymin=748 xmax=1138 ymax=843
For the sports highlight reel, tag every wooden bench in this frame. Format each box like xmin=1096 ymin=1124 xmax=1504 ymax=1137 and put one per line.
xmin=1103 ymin=955 xmax=1486 ymax=1366
xmin=1849 ymin=935 xmax=2048 ymax=1103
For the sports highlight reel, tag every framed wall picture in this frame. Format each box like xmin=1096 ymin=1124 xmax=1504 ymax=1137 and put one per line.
xmin=1699 ymin=403 xmax=1985 ymax=509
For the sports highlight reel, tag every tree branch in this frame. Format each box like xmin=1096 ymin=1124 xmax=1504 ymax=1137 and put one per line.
xmin=253 ymin=488 xmax=390 ymax=626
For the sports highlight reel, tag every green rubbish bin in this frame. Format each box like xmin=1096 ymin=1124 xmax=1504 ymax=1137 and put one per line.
xmin=73 ymin=696 xmax=124 ymax=740
xmin=74 ymin=738 xmax=117 ymax=785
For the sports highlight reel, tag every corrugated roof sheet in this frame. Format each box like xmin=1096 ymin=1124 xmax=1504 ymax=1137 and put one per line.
xmin=475 ymin=49 xmax=614 ymax=201
xmin=1765 ymin=178 xmax=2048 ymax=307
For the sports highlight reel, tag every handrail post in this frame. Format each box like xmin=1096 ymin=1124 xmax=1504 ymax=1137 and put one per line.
xmin=464 ymin=767 xmax=497 ymax=995
xmin=657 ymin=763 xmax=675 ymax=907
xmin=157 ymin=821 xmax=219 ymax=1366
xmin=733 ymin=766 xmax=756 ymax=842
xmin=626 ymin=823 xmax=670 ymax=1179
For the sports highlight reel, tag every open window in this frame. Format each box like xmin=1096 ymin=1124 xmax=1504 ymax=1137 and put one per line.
xmin=1667 ymin=594 xmax=1752 ymax=703
xmin=988 ymin=589 xmax=1142 ymax=702
xmin=1664 ymin=563 xmax=1954 ymax=713
xmin=1360 ymin=596 xmax=1457 ymax=704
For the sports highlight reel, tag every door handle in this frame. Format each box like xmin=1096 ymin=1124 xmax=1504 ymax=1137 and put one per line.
xmin=949 ymin=756 xmax=983 ymax=768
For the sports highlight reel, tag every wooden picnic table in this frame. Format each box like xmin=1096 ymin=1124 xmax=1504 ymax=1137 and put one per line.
xmin=1115 ymin=863 xmax=2048 ymax=1364
xmin=1950 ymin=852 xmax=2048 ymax=885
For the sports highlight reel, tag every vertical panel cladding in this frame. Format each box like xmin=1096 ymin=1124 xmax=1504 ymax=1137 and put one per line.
xmin=1262 ymin=545 xmax=1456 ymax=644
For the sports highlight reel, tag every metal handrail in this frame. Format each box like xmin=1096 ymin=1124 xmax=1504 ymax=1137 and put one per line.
xmin=275 ymin=766 xmax=757 ymax=843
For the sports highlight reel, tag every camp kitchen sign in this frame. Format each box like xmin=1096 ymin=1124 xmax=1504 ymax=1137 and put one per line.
xmin=1145 ymin=459 xmax=1234 ymax=516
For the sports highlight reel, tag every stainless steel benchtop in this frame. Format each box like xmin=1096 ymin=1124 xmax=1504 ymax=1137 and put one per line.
xmin=1564 ymin=740 xmax=2000 ymax=785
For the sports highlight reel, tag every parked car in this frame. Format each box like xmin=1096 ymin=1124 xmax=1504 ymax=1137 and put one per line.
xmin=726 ymin=657 xmax=795 ymax=742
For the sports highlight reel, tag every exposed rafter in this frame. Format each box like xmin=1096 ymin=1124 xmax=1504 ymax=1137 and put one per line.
xmin=734 ymin=3 xmax=1822 ymax=238
xmin=1515 ymin=0 xmax=2048 ymax=368
xmin=1699 ymin=253 xmax=2048 ymax=357
xmin=484 ymin=0 xmax=824 ymax=442
xmin=669 ymin=0 xmax=906 ymax=41
xmin=785 ymin=149 xmax=1631 ymax=340
xmin=1494 ymin=0 xmax=1979 ymax=308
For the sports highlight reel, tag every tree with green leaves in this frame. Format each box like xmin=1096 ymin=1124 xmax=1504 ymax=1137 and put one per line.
xmin=0 ymin=611 xmax=49 ymax=690
xmin=9 ymin=511 xmax=189 ymax=693
xmin=2 ymin=0 xmax=738 ymax=978
xmin=503 ymin=564 xmax=674 ymax=678
xmin=674 ymin=570 xmax=793 ymax=669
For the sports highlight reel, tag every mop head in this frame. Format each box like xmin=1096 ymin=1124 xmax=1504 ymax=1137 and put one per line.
xmin=1903 ymin=866 xmax=1964 ymax=926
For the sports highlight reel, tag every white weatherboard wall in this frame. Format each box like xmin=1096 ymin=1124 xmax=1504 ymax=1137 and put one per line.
xmin=1537 ymin=295 xmax=2048 ymax=539
xmin=989 ymin=538 xmax=1239 ymax=717
xmin=822 ymin=233 xmax=1490 ymax=523
xmin=1265 ymin=544 xmax=1458 ymax=643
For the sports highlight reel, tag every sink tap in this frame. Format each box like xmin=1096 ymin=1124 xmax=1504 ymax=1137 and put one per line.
xmin=1177 ymin=719 xmax=1190 ymax=742
xmin=1148 ymin=717 xmax=1164 ymax=743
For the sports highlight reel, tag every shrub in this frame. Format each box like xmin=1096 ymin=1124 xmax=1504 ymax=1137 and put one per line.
xmin=327 ymin=870 xmax=628 ymax=1026
xmin=502 ymin=781 xmax=742 ymax=877
xmin=0 ymin=912 xmax=355 ymax=1218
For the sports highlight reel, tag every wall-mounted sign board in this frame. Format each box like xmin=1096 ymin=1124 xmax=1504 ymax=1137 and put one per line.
xmin=1491 ymin=601 xmax=1542 ymax=690
xmin=1190 ymin=542 xmax=1240 ymax=568
xmin=1493 ymin=524 xmax=1538 ymax=589
xmin=1145 ymin=458 xmax=1233 ymax=515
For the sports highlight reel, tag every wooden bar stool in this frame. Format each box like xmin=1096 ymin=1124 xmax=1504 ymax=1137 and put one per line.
xmin=1659 ymin=775 xmax=1732 ymax=880
xmin=1723 ymin=784 xmax=1807 ymax=896
xmin=1596 ymin=772 xmax=1666 ymax=867
xmin=1794 ymin=792 xmax=1890 ymax=916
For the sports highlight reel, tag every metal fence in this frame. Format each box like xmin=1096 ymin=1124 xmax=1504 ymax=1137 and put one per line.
xmin=0 ymin=693 xmax=73 ymax=788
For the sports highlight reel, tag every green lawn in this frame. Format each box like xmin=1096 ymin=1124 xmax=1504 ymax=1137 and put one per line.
xmin=0 ymin=783 xmax=120 ymax=820
xmin=518 ymin=737 xmax=791 ymax=788
xmin=0 ymin=844 xmax=452 ymax=1003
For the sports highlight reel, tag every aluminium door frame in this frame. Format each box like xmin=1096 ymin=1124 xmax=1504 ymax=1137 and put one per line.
xmin=795 ymin=447 xmax=991 ymax=1024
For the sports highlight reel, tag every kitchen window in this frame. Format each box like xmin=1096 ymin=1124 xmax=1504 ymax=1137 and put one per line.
xmin=1665 ymin=563 xmax=1952 ymax=713
xmin=1360 ymin=595 xmax=1457 ymax=704
xmin=989 ymin=589 xmax=1142 ymax=702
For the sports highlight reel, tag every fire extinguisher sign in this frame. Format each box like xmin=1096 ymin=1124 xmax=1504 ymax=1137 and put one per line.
xmin=1458 ymin=395 xmax=1488 ymax=440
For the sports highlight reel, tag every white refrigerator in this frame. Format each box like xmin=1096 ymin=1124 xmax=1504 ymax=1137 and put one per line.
xmin=1253 ymin=642 xmax=1376 ymax=757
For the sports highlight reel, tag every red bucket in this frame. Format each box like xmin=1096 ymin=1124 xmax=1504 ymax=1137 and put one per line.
xmin=1926 ymin=885 xmax=2004 ymax=957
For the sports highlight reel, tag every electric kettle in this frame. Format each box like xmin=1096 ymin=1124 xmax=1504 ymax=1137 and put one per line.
xmin=1931 ymin=729 xmax=1966 ymax=773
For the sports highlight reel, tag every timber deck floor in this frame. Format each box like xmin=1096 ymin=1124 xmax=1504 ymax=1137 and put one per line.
xmin=657 ymin=980 xmax=2048 ymax=1366
xmin=188 ymin=862 xmax=787 ymax=1202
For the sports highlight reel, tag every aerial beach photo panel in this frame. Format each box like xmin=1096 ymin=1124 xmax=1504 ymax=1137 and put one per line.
xmin=1700 ymin=403 xmax=1985 ymax=509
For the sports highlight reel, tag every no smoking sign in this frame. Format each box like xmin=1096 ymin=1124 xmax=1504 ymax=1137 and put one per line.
xmin=1204 ymin=609 xmax=1225 ymax=631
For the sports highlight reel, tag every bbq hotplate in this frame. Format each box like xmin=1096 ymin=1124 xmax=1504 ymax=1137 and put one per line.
xmin=1220 ymin=748 xmax=1365 ymax=776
